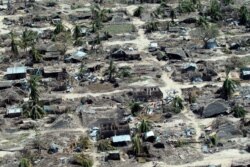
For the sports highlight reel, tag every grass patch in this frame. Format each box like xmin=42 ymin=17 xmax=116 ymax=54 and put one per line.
xmin=102 ymin=24 xmax=136 ymax=35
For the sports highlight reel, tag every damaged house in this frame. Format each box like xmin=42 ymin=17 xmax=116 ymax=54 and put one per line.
xmin=4 ymin=66 xmax=27 ymax=80
xmin=165 ymin=48 xmax=189 ymax=60
xmin=240 ymin=68 xmax=250 ymax=80
xmin=42 ymin=67 xmax=67 ymax=79
xmin=130 ymin=87 xmax=163 ymax=102
xmin=98 ymin=119 xmax=130 ymax=140
xmin=110 ymin=48 xmax=141 ymax=61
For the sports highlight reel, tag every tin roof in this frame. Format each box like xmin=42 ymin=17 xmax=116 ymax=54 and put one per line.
xmin=112 ymin=135 xmax=131 ymax=143
xmin=6 ymin=67 xmax=26 ymax=75
xmin=7 ymin=107 xmax=23 ymax=115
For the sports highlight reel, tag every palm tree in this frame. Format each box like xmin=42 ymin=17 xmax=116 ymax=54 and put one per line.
xmin=9 ymin=31 xmax=19 ymax=56
xmin=28 ymin=103 xmax=45 ymax=120
xmin=19 ymin=29 xmax=38 ymax=53
xmin=232 ymin=105 xmax=247 ymax=118
xmin=239 ymin=5 xmax=249 ymax=25
xmin=107 ymin=59 xmax=116 ymax=81
xmin=97 ymin=140 xmax=115 ymax=152
xmin=73 ymin=153 xmax=93 ymax=167
xmin=170 ymin=9 xmax=176 ymax=23
xmin=172 ymin=96 xmax=184 ymax=113
xmin=221 ymin=71 xmax=240 ymax=100
xmin=19 ymin=158 xmax=32 ymax=167
xmin=28 ymin=75 xmax=40 ymax=103
xmin=178 ymin=0 xmax=195 ymax=13
xmin=54 ymin=23 xmax=65 ymax=35
xmin=209 ymin=0 xmax=222 ymax=21
xmin=132 ymin=134 xmax=142 ymax=155
xmin=133 ymin=6 xmax=144 ymax=17
xmin=31 ymin=46 xmax=42 ymax=63
xmin=73 ymin=25 xmax=81 ymax=40
xmin=138 ymin=119 xmax=151 ymax=133
xmin=197 ymin=16 xmax=209 ymax=28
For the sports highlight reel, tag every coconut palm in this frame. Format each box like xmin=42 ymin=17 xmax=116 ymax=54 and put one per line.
xmin=73 ymin=153 xmax=93 ymax=167
xmin=133 ymin=6 xmax=144 ymax=17
xmin=197 ymin=16 xmax=209 ymax=28
xmin=19 ymin=29 xmax=38 ymax=53
xmin=54 ymin=23 xmax=65 ymax=35
xmin=170 ymin=9 xmax=176 ymax=23
xmin=73 ymin=25 xmax=81 ymax=40
xmin=178 ymin=0 xmax=195 ymax=13
xmin=138 ymin=119 xmax=151 ymax=133
xmin=172 ymin=96 xmax=184 ymax=113
xmin=31 ymin=46 xmax=42 ymax=63
xmin=28 ymin=75 xmax=40 ymax=103
xmin=221 ymin=71 xmax=240 ymax=100
xmin=28 ymin=103 xmax=45 ymax=120
xmin=232 ymin=105 xmax=247 ymax=118
xmin=209 ymin=0 xmax=222 ymax=21
xmin=239 ymin=5 xmax=249 ymax=25
xmin=9 ymin=31 xmax=19 ymax=56
xmin=132 ymin=134 xmax=142 ymax=155
xmin=19 ymin=158 xmax=32 ymax=167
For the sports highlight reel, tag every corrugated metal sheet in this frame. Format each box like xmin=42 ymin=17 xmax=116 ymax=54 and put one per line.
xmin=112 ymin=135 xmax=131 ymax=143
xmin=6 ymin=67 xmax=26 ymax=74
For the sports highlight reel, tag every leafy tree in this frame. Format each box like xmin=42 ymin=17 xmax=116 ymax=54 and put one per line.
xmin=134 ymin=6 xmax=144 ymax=17
xmin=138 ymin=119 xmax=151 ymax=133
xmin=145 ymin=21 xmax=159 ymax=33
xmin=239 ymin=5 xmax=249 ymax=25
xmin=31 ymin=46 xmax=42 ymax=63
xmin=9 ymin=31 xmax=19 ymax=56
xmin=132 ymin=134 xmax=142 ymax=155
xmin=170 ymin=9 xmax=176 ymax=23
xmin=221 ymin=70 xmax=240 ymax=100
xmin=172 ymin=96 xmax=184 ymax=113
xmin=232 ymin=105 xmax=247 ymax=118
xmin=209 ymin=0 xmax=222 ymax=21
xmin=178 ymin=0 xmax=195 ymax=13
xmin=73 ymin=25 xmax=81 ymax=40
xmin=19 ymin=158 xmax=32 ymax=167
xmin=73 ymin=153 xmax=93 ymax=167
xmin=209 ymin=134 xmax=217 ymax=146
xmin=54 ymin=23 xmax=65 ymax=35
xmin=97 ymin=140 xmax=115 ymax=152
xmin=130 ymin=102 xmax=142 ymax=116
xmin=19 ymin=29 xmax=38 ymax=53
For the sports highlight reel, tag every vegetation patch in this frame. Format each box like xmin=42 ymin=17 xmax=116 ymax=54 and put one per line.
xmin=102 ymin=24 xmax=136 ymax=35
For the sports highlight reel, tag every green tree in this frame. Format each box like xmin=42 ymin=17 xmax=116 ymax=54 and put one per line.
xmin=221 ymin=0 xmax=234 ymax=6
xmin=232 ymin=105 xmax=247 ymax=118
xmin=209 ymin=0 xmax=222 ymax=21
xmin=73 ymin=25 xmax=81 ymax=40
xmin=239 ymin=5 xmax=249 ymax=25
xmin=132 ymin=134 xmax=142 ymax=155
xmin=19 ymin=158 xmax=32 ymax=167
xmin=133 ymin=6 xmax=144 ymax=17
xmin=178 ymin=0 xmax=195 ymax=13
xmin=130 ymin=102 xmax=142 ymax=116
xmin=9 ymin=31 xmax=19 ymax=56
xmin=138 ymin=119 xmax=151 ymax=133
xmin=145 ymin=21 xmax=159 ymax=33
xmin=197 ymin=16 xmax=209 ymax=28
xmin=221 ymin=71 xmax=240 ymax=100
xmin=54 ymin=23 xmax=65 ymax=35
xmin=73 ymin=153 xmax=93 ymax=167
xmin=28 ymin=75 xmax=40 ymax=103
xmin=172 ymin=96 xmax=184 ymax=113
xmin=19 ymin=29 xmax=38 ymax=53
xmin=77 ymin=136 xmax=92 ymax=150
xmin=31 ymin=46 xmax=42 ymax=63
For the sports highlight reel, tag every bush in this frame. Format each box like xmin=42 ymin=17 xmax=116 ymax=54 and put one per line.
xmin=97 ymin=140 xmax=115 ymax=152
xmin=232 ymin=105 xmax=247 ymax=118
xmin=130 ymin=102 xmax=142 ymax=116
xmin=77 ymin=136 xmax=92 ymax=150
xmin=73 ymin=154 xmax=93 ymax=167
xmin=19 ymin=158 xmax=32 ymax=167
